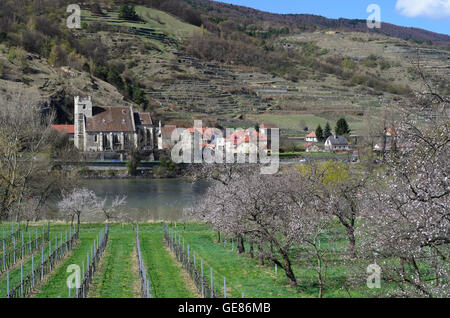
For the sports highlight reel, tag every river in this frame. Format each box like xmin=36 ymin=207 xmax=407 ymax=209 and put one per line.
xmin=45 ymin=178 xmax=211 ymax=222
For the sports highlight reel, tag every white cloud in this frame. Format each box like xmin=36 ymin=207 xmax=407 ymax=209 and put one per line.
xmin=395 ymin=0 xmax=450 ymax=20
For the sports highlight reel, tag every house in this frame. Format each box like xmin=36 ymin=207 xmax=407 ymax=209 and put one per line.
xmin=305 ymin=131 xmax=318 ymax=142
xmin=226 ymin=129 xmax=268 ymax=154
xmin=51 ymin=124 xmax=75 ymax=142
xmin=73 ymin=96 xmax=155 ymax=153
xmin=157 ymin=123 xmax=177 ymax=150
xmin=305 ymin=142 xmax=321 ymax=153
xmin=324 ymin=135 xmax=349 ymax=152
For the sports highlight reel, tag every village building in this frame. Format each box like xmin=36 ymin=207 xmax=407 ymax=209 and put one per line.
xmin=305 ymin=131 xmax=318 ymax=142
xmin=51 ymin=124 xmax=75 ymax=142
xmin=324 ymin=135 xmax=349 ymax=152
xmin=157 ymin=124 xmax=177 ymax=150
xmin=73 ymin=96 xmax=155 ymax=154
xmin=305 ymin=142 xmax=321 ymax=153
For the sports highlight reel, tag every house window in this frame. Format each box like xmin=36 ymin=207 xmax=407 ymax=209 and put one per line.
xmin=94 ymin=135 xmax=98 ymax=143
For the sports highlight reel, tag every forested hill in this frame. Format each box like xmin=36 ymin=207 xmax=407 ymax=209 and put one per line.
xmin=183 ymin=0 xmax=450 ymax=44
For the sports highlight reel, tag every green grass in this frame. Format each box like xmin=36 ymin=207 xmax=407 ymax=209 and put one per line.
xmin=0 ymin=224 xmax=72 ymax=298
xmin=81 ymin=6 xmax=200 ymax=40
xmin=139 ymin=224 xmax=196 ymax=298
xmin=35 ymin=224 xmax=105 ymax=298
xmin=169 ymin=223 xmax=389 ymax=298
xmin=88 ymin=224 xmax=140 ymax=298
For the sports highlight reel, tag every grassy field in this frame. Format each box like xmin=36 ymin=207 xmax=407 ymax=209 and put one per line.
xmin=169 ymin=222 xmax=388 ymax=298
xmin=139 ymin=224 xmax=196 ymax=298
xmin=0 ymin=222 xmax=392 ymax=298
xmin=88 ymin=224 xmax=140 ymax=298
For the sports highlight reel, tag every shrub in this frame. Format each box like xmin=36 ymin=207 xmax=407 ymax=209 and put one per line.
xmin=119 ymin=5 xmax=139 ymax=21
xmin=127 ymin=147 xmax=140 ymax=176
xmin=107 ymin=169 xmax=116 ymax=177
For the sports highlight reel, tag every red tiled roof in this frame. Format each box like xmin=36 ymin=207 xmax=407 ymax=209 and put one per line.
xmin=306 ymin=131 xmax=316 ymax=138
xmin=226 ymin=129 xmax=267 ymax=147
xmin=304 ymin=142 xmax=313 ymax=148
xmin=86 ymin=106 xmax=135 ymax=132
xmin=52 ymin=125 xmax=74 ymax=134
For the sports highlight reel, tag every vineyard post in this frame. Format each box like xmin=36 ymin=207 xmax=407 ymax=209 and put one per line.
xmin=32 ymin=253 xmax=34 ymax=288
xmin=2 ymin=240 xmax=5 ymax=271
xmin=242 ymin=292 xmax=245 ymax=298
xmin=49 ymin=239 xmax=51 ymax=270
xmin=55 ymin=236 xmax=58 ymax=260
xmin=41 ymin=246 xmax=43 ymax=280
xmin=275 ymin=263 xmax=277 ymax=274
xmin=28 ymin=232 xmax=31 ymax=253
xmin=210 ymin=267 xmax=213 ymax=298
xmin=68 ymin=286 xmax=71 ymax=298
xmin=201 ymin=258 xmax=204 ymax=297
xmin=21 ymin=232 xmax=24 ymax=259
xmin=13 ymin=236 xmax=15 ymax=264
xmin=20 ymin=262 xmax=23 ymax=297
xmin=224 ymin=277 xmax=226 ymax=298
xmin=6 ymin=270 xmax=9 ymax=298
xmin=35 ymin=229 xmax=38 ymax=249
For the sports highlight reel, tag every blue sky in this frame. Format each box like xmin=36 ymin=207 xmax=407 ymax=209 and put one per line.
xmin=214 ymin=0 xmax=450 ymax=35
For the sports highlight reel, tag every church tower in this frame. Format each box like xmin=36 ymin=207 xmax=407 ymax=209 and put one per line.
xmin=74 ymin=96 xmax=92 ymax=150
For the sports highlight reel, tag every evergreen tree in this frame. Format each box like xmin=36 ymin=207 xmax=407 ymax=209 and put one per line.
xmin=315 ymin=125 xmax=324 ymax=142
xmin=324 ymin=122 xmax=332 ymax=140
xmin=119 ymin=5 xmax=139 ymax=21
xmin=335 ymin=118 xmax=350 ymax=136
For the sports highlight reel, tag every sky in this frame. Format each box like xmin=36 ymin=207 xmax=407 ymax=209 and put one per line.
xmin=214 ymin=0 xmax=450 ymax=35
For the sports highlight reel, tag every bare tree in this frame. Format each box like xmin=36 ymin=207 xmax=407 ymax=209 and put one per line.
xmin=195 ymin=168 xmax=310 ymax=286
xmin=97 ymin=195 xmax=127 ymax=222
xmin=300 ymin=161 xmax=366 ymax=258
xmin=58 ymin=188 xmax=99 ymax=232
xmin=0 ymin=93 xmax=55 ymax=221
xmin=358 ymin=67 xmax=449 ymax=297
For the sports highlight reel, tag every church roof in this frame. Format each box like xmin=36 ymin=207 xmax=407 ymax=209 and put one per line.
xmin=134 ymin=112 xmax=153 ymax=126
xmin=86 ymin=106 xmax=135 ymax=132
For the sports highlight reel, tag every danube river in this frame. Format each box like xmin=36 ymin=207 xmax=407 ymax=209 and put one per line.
xmin=45 ymin=178 xmax=211 ymax=222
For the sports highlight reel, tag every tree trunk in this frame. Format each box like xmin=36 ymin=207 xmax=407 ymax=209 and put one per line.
xmin=346 ymin=227 xmax=356 ymax=258
xmin=249 ymin=239 xmax=254 ymax=258
xmin=77 ymin=214 xmax=81 ymax=233
xmin=257 ymin=242 xmax=264 ymax=265
xmin=279 ymin=253 xmax=297 ymax=286
xmin=236 ymin=234 xmax=245 ymax=254
xmin=217 ymin=231 xmax=221 ymax=243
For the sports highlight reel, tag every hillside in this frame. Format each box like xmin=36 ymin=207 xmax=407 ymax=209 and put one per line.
xmin=0 ymin=0 xmax=448 ymax=138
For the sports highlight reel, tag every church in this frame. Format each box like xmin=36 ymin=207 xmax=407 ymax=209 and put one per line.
xmin=73 ymin=96 xmax=156 ymax=154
